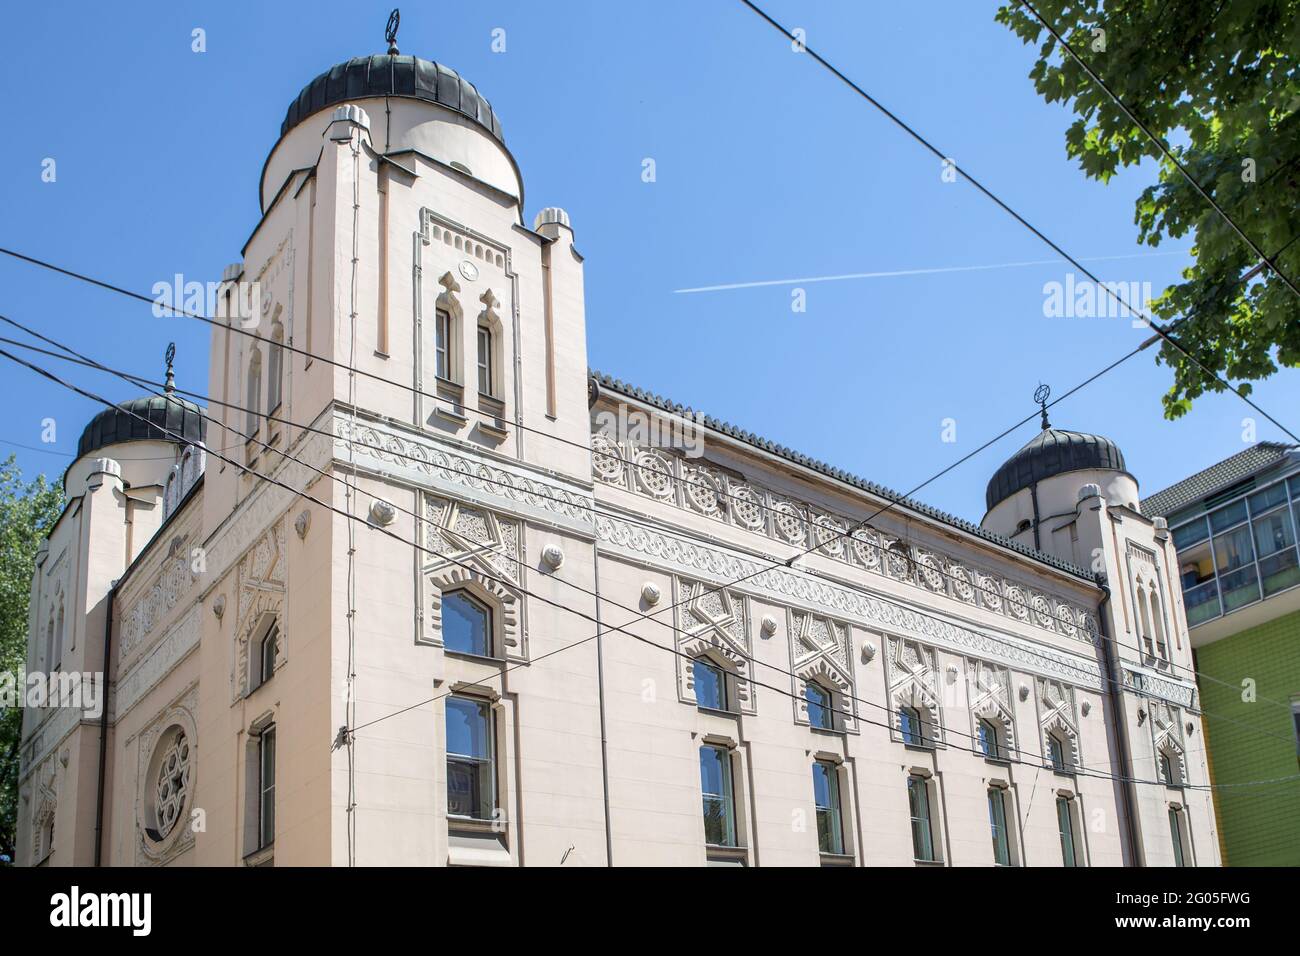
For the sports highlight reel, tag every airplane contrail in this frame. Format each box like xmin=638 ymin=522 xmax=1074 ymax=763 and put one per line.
xmin=671 ymin=249 xmax=1190 ymax=294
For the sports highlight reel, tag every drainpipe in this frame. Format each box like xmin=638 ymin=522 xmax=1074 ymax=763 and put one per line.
xmin=590 ymin=545 xmax=614 ymax=866
xmin=93 ymin=582 xmax=116 ymax=867
xmin=1097 ymin=579 xmax=1142 ymax=866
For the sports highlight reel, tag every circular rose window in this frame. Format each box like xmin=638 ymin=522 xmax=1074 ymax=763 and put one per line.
xmin=143 ymin=725 xmax=192 ymax=844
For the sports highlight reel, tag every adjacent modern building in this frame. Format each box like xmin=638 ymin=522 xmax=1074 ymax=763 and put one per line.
xmin=17 ymin=39 xmax=1221 ymax=867
xmin=1142 ymin=442 xmax=1300 ymax=866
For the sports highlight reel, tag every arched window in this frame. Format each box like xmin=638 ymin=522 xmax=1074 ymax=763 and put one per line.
xmin=477 ymin=323 xmax=494 ymax=397
xmin=267 ymin=322 xmax=284 ymax=414
xmin=44 ymin=612 xmax=55 ymax=670
xmin=258 ymin=618 xmax=279 ymax=688
xmin=442 ymin=590 xmax=492 ymax=658
xmin=435 ymin=309 xmax=452 ymax=381
xmin=54 ymin=600 xmax=65 ymax=669
xmin=899 ymin=706 xmax=924 ymax=746
xmin=246 ymin=349 xmax=263 ymax=436
xmin=1047 ymin=732 xmax=1069 ymax=771
xmin=805 ymin=681 xmax=834 ymax=730
xmin=693 ymin=657 xmax=727 ymax=712
xmin=1150 ymin=591 xmax=1168 ymax=659
xmin=977 ymin=718 xmax=1001 ymax=759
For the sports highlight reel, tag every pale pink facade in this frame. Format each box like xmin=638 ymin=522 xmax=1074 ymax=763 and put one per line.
xmin=16 ymin=45 xmax=1219 ymax=867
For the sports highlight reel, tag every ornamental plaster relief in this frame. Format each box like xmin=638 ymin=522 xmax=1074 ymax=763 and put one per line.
xmin=335 ymin=414 xmax=594 ymax=536
xmin=967 ymin=658 xmax=1017 ymax=754
xmin=1150 ymin=699 xmax=1188 ymax=783
xmin=134 ymin=683 xmax=198 ymax=866
xmin=119 ymin=534 xmax=199 ymax=661
xmin=596 ymin=511 xmax=1108 ymax=693
xmin=885 ymin=635 xmax=942 ymax=745
xmin=1036 ymin=677 xmax=1082 ymax=769
xmin=591 ymin=434 xmax=1099 ymax=646
xmin=675 ymin=578 xmax=755 ymax=714
xmin=233 ymin=520 xmax=287 ymax=699
xmin=789 ymin=609 xmax=857 ymax=731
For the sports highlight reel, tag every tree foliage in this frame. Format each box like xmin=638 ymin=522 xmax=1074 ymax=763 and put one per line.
xmin=996 ymin=0 xmax=1300 ymax=418
xmin=0 ymin=456 xmax=64 ymax=863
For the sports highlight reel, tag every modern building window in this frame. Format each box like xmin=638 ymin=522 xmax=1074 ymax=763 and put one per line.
xmin=1056 ymin=796 xmax=1078 ymax=867
xmin=446 ymin=696 xmax=495 ymax=820
xmin=907 ymin=775 xmax=935 ymax=862
xmin=699 ymin=745 xmax=736 ymax=848
xmin=693 ymin=658 xmax=727 ymax=712
xmin=477 ymin=324 xmax=494 ymax=396
xmin=805 ymin=681 xmax=834 ymax=730
xmin=258 ymin=725 xmax=276 ymax=850
xmin=988 ymin=789 xmax=1011 ymax=866
xmin=977 ymin=718 xmax=1001 ymax=759
xmin=899 ymin=706 xmax=925 ymax=747
xmin=442 ymin=590 xmax=492 ymax=657
xmin=812 ymin=760 xmax=844 ymax=856
xmin=1047 ymin=733 xmax=1069 ymax=771
xmin=1168 ymin=808 xmax=1187 ymax=867
xmin=1170 ymin=473 xmax=1300 ymax=625
xmin=435 ymin=309 xmax=452 ymax=380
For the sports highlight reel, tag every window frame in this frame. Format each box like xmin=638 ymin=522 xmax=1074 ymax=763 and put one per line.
xmin=988 ymin=788 xmax=1012 ymax=866
xmin=1047 ymin=733 xmax=1069 ymax=772
xmin=477 ymin=323 xmax=494 ymax=398
xmin=899 ymin=705 xmax=925 ymax=747
xmin=1168 ymin=807 xmax=1188 ymax=867
xmin=435 ymin=308 xmax=452 ymax=382
xmin=907 ymin=775 xmax=936 ymax=863
xmin=1056 ymin=795 xmax=1079 ymax=867
xmin=692 ymin=657 xmax=729 ymax=713
xmin=805 ymin=680 xmax=835 ymax=731
xmin=812 ymin=760 xmax=844 ymax=857
xmin=441 ymin=588 xmax=494 ymax=659
xmin=699 ymin=744 xmax=738 ymax=849
xmin=446 ymin=695 xmax=497 ymax=822
xmin=258 ymin=725 xmax=276 ymax=851
xmin=977 ymin=718 xmax=1002 ymax=760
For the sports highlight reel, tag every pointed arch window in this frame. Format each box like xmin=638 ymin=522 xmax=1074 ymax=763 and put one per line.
xmin=477 ymin=323 xmax=495 ymax=397
xmin=899 ymin=705 xmax=925 ymax=747
xmin=246 ymin=348 xmax=263 ymax=436
xmin=977 ymin=718 xmax=1002 ymax=759
xmin=442 ymin=590 xmax=493 ymax=658
xmin=805 ymin=681 xmax=834 ymax=730
xmin=693 ymin=657 xmax=728 ymax=712
xmin=435 ymin=308 xmax=452 ymax=381
xmin=267 ymin=321 xmax=284 ymax=415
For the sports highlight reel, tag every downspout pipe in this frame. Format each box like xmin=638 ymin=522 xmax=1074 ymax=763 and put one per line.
xmin=93 ymin=582 xmax=116 ymax=867
xmin=591 ymin=546 xmax=614 ymax=866
xmin=1097 ymin=578 xmax=1142 ymax=866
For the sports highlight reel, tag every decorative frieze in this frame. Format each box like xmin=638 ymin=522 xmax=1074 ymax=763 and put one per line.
xmin=885 ymin=636 xmax=942 ymax=745
xmin=591 ymin=436 xmax=1098 ymax=645
xmin=675 ymin=578 xmax=755 ymax=714
xmin=596 ymin=513 xmax=1106 ymax=691
xmin=120 ymin=536 xmax=198 ymax=660
xmin=790 ymin=610 xmax=857 ymax=731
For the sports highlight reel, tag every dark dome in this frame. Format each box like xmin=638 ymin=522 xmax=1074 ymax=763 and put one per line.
xmin=986 ymin=427 xmax=1127 ymax=512
xmin=281 ymin=55 xmax=504 ymax=143
xmin=77 ymin=393 xmax=206 ymax=460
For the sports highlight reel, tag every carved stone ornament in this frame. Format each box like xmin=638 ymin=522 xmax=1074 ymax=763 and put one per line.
xmin=369 ymin=500 xmax=397 ymax=527
xmin=212 ymin=594 xmax=226 ymax=620
xmin=760 ymin=614 xmax=778 ymax=638
xmin=294 ymin=509 xmax=312 ymax=540
xmin=641 ymin=582 xmax=662 ymax=606
xmin=1081 ymin=701 xmax=1091 ymax=717
xmin=541 ymin=544 xmax=565 ymax=570
xmin=1018 ymin=682 xmax=1030 ymax=702
xmin=861 ymin=640 xmax=877 ymax=663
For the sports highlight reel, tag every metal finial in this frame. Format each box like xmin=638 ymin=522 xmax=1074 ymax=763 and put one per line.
xmin=385 ymin=9 xmax=401 ymax=55
xmin=1034 ymin=382 xmax=1051 ymax=430
xmin=165 ymin=342 xmax=176 ymax=394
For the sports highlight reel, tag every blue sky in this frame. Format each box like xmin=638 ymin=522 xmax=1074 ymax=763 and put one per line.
xmin=1 ymin=0 xmax=1296 ymax=522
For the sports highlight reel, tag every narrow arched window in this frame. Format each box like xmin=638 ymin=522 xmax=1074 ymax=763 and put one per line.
xmin=435 ymin=309 xmax=452 ymax=380
xmin=693 ymin=657 xmax=727 ymax=711
xmin=477 ymin=323 xmax=494 ymax=397
xmin=267 ymin=322 xmax=284 ymax=415
xmin=899 ymin=705 xmax=924 ymax=746
xmin=805 ymin=681 xmax=834 ymax=730
xmin=978 ymin=718 xmax=1001 ymax=759
xmin=246 ymin=349 xmax=263 ymax=436
xmin=54 ymin=601 xmax=65 ymax=669
xmin=442 ymin=590 xmax=492 ymax=658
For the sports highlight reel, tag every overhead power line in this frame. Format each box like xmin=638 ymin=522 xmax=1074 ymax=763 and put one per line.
xmin=734 ymin=0 xmax=1299 ymax=444
xmin=4 ymin=342 xmax=1296 ymax=781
